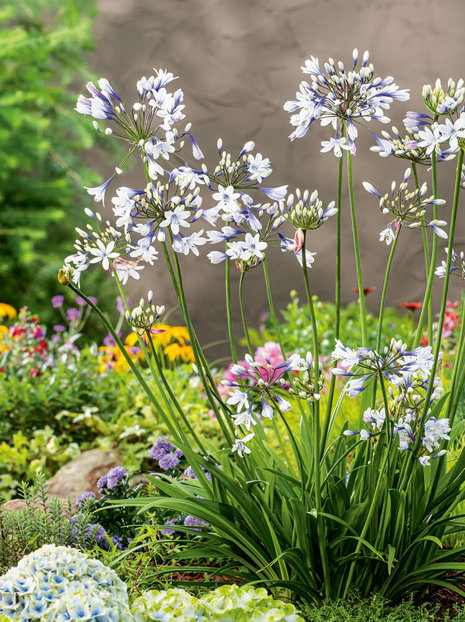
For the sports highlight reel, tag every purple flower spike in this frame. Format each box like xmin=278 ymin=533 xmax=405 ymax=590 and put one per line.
xmin=53 ymin=324 xmax=66 ymax=333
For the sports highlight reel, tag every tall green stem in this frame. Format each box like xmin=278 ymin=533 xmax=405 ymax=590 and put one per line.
xmin=412 ymin=163 xmax=433 ymax=341
xmin=225 ymin=258 xmax=237 ymax=364
xmin=322 ymin=152 xmax=344 ymax=451
xmin=376 ymin=229 xmax=400 ymax=352
xmin=301 ymin=231 xmax=331 ymax=597
xmin=413 ymin=151 xmax=439 ymax=348
xmin=238 ymin=270 xmax=253 ymax=356
xmin=347 ymin=149 xmax=368 ymax=346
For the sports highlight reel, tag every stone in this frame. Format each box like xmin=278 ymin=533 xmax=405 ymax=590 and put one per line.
xmin=47 ymin=448 xmax=121 ymax=501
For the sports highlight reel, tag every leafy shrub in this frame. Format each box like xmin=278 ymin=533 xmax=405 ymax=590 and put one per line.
xmin=0 ymin=473 xmax=94 ymax=573
xmin=0 ymin=544 xmax=131 ymax=619
xmin=132 ymin=585 xmax=304 ymax=621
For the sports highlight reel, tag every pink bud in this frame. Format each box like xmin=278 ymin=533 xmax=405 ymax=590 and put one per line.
xmin=294 ymin=228 xmax=304 ymax=254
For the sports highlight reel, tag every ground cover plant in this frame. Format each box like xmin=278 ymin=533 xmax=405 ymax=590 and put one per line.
xmin=58 ymin=51 xmax=465 ymax=608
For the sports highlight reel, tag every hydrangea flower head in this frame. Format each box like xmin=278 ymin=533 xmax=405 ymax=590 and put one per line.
xmin=0 ymin=545 xmax=131 ymax=620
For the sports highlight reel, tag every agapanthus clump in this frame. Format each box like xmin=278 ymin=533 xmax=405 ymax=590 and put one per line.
xmin=0 ymin=544 xmax=131 ymax=620
xmin=363 ymin=168 xmax=447 ymax=245
xmin=334 ymin=338 xmax=449 ymax=464
xmin=284 ymin=48 xmax=409 ymax=154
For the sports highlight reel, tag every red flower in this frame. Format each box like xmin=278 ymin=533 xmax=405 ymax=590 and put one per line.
xmin=353 ymin=287 xmax=376 ymax=295
xmin=29 ymin=368 xmax=41 ymax=377
xmin=400 ymin=302 xmax=422 ymax=311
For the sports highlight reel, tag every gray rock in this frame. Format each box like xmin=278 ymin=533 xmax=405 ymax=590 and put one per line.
xmin=47 ymin=448 xmax=121 ymax=500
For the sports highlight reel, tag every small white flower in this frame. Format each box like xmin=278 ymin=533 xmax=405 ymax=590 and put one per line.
xmin=227 ymin=389 xmax=249 ymax=412
xmin=160 ymin=206 xmax=191 ymax=235
xmin=247 ymin=153 xmax=272 ymax=183
xmin=232 ymin=433 xmax=254 ymax=458
xmin=88 ymin=240 xmax=120 ymax=271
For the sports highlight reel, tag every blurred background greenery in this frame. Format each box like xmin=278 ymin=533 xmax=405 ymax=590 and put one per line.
xmin=0 ymin=0 xmax=114 ymax=331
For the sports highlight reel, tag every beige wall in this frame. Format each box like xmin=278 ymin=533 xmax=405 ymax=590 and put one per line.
xmin=86 ymin=0 xmax=465 ymax=355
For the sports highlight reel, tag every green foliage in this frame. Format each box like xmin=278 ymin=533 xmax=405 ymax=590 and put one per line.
xmin=0 ymin=0 xmax=101 ymax=319
xmin=253 ymin=290 xmax=418 ymax=355
xmin=300 ymin=593 xmax=463 ymax=621
xmin=0 ymin=471 xmax=93 ymax=573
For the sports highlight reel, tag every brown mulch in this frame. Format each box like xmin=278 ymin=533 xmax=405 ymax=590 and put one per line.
xmin=416 ymin=582 xmax=465 ymax=620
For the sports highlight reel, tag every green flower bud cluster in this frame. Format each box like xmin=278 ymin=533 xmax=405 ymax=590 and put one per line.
xmin=125 ymin=290 xmax=165 ymax=330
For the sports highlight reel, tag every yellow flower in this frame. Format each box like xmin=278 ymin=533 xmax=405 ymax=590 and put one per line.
xmin=0 ymin=303 xmax=16 ymax=320
xmin=0 ymin=326 xmax=9 ymax=342
xmin=163 ymin=342 xmax=195 ymax=363
xmin=169 ymin=326 xmax=190 ymax=345
xmin=125 ymin=332 xmax=140 ymax=347
xmin=149 ymin=323 xmax=172 ymax=348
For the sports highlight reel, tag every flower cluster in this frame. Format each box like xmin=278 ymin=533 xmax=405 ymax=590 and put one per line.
xmin=436 ymin=247 xmax=465 ymax=280
xmin=149 ymin=437 xmax=184 ymax=472
xmin=222 ymin=350 xmax=320 ymax=457
xmin=0 ymin=303 xmax=82 ymax=377
xmin=131 ymin=584 xmax=304 ymax=622
xmin=284 ymin=49 xmax=409 ymax=154
xmin=333 ymin=339 xmax=449 ymax=464
xmin=363 ymin=168 xmax=447 ymax=245
xmin=125 ymin=290 xmax=165 ymax=332
xmin=97 ymin=465 xmax=128 ymax=492
xmin=0 ymin=544 xmax=131 ymax=620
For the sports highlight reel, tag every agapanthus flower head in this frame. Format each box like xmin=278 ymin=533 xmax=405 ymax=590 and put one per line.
xmin=125 ymin=290 xmax=165 ymax=332
xmin=436 ymin=247 xmax=465 ymax=280
xmin=331 ymin=338 xmax=436 ymax=398
xmin=371 ymin=121 xmax=454 ymax=165
xmin=75 ymin=70 xmax=191 ymax=150
xmin=423 ymin=78 xmax=465 ymax=115
xmin=277 ymin=188 xmax=337 ymax=232
xmin=363 ymin=168 xmax=447 ymax=244
xmin=223 ymin=352 xmax=310 ymax=434
xmin=284 ymin=49 xmax=409 ymax=154
xmin=203 ymin=140 xmax=285 ymax=204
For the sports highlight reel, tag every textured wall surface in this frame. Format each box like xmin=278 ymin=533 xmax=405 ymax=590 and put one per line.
xmin=85 ymin=0 xmax=465 ymax=353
